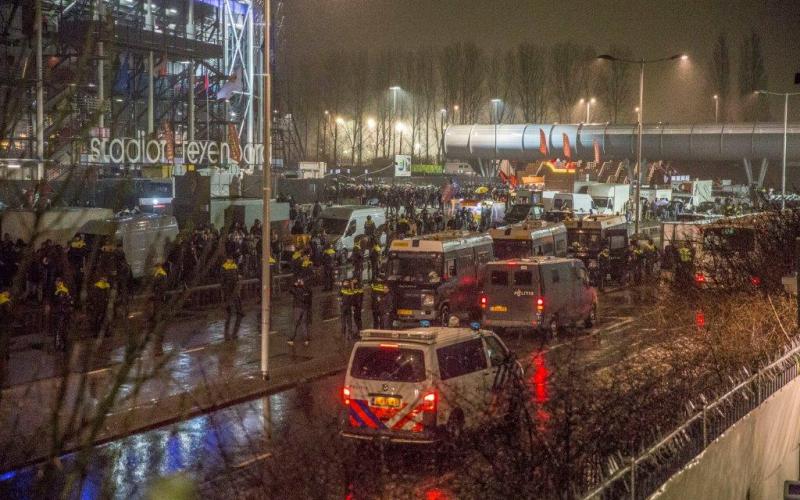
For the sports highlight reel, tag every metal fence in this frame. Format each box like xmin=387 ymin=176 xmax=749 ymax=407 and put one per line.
xmin=581 ymin=339 xmax=800 ymax=500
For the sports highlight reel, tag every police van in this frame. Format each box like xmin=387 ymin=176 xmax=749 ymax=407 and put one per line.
xmin=480 ymin=257 xmax=597 ymax=335
xmin=489 ymin=221 xmax=568 ymax=260
xmin=388 ymin=231 xmax=493 ymax=326
xmin=340 ymin=326 xmax=522 ymax=444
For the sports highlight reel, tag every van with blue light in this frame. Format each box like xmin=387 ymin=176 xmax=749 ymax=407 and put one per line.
xmin=340 ymin=326 xmax=523 ymax=444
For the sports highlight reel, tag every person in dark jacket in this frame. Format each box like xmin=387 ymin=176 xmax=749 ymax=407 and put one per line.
xmin=370 ymin=278 xmax=390 ymax=329
xmin=88 ymin=275 xmax=111 ymax=338
xmin=339 ymin=279 xmax=354 ymax=341
xmin=351 ymin=278 xmax=364 ymax=338
xmin=221 ymin=256 xmax=243 ymax=339
xmin=52 ymin=277 xmax=73 ymax=352
xmin=288 ymin=279 xmax=312 ymax=346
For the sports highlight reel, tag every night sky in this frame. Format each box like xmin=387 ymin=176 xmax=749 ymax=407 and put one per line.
xmin=283 ymin=0 xmax=800 ymax=123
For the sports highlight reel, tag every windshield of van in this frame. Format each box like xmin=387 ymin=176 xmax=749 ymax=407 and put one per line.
xmin=567 ymin=230 xmax=603 ymax=252
xmin=703 ymin=227 xmax=755 ymax=254
xmin=388 ymin=252 xmax=443 ymax=283
xmin=506 ymin=204 xmax=532 ymax=221
xmin=319 ymin=217 xmax=349 ymax=236
xmin=350 ymin=346 xmax=426 ymax=382
xmin=494 ymin=240 xmax=532 ymax=260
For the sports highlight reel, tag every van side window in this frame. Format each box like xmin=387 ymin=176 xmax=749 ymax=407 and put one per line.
xmin=436 ymin=339 xmax=488 ymax=380
xmin=445 ymin=258 xmax=456 ymax=279
xmin=458 ymin=254 xmax=474 ymax=276
xmin=514 ymin=270 xmax=533 ymax=286
xmin=483 ymin=335 xmax=508 ymax=367
xmin=490 ymin=270 xmax=508 ymax=286
xmin=477 ymin=250 xmax=491 ymax=265
xmin=556 ymin=238 xmax=567 ymax=254
xmin=345 ymin=220 xmax=357 ymax=237
xmin=550 ymin=269 xmax=560 ymax=283
xmin=543 ymin=242 xmax=554 ymax=255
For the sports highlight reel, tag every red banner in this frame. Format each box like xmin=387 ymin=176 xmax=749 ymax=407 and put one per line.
xmin=593 ymin=138 xmax=601 ymax=164
xmin=539 ymin=129 xmax=548 ymax=156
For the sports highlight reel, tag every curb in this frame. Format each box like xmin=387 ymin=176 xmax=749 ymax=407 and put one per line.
xmin=0 ymin=354 xmax=348 ymax=473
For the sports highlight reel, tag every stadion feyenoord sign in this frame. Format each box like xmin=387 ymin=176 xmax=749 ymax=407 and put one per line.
xmin=88 ymin=133 xmax=264 ymax=166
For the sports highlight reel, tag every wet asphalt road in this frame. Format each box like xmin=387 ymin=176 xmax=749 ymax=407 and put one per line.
xmin=0 ymin=287 xmax=660 ymax=499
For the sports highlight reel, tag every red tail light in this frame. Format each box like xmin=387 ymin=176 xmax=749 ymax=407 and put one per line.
xmin=750 ymin=276 xmax=761 ymax=287
xmin=695 ymin=311 xmax=705 ymax=328
xmin=480 ymin=295 xmax=487 ymax=309
xmin=422 ymin=391 xmax=437 ymax=412
xmin=694 ymin=272 xmax=706 ymax=284
xmin=342 ymin=386 xmax=351 ymax=406
xmin=536 ymin=297 xmax=544 ymax=312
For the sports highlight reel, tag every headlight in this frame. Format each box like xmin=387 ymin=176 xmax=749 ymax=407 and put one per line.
xmin=421 ymin=294 xmax=435 ymax=307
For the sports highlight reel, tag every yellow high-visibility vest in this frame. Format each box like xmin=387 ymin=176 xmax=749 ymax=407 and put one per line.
xmin=223 ymin=260 xmax=238 ymax=271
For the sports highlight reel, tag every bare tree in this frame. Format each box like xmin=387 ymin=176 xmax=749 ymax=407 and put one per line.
xmin=486 ymin=50 xmax=515 ymax=123
xmin=600 ymin=45 xmax=634 ymax=124
xmin=511 ymin=42 xmax=549 ymax=123
xmin=709 ymin=34 xmax=731 ymax=122
xmin=738 ymin=31 xmax=770 ymax=122
xmin=549 ymin=42 xmax=593 ymax=123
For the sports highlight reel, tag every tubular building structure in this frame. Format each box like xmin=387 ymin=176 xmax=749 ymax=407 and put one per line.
xmin=445 ymin=123 xmax=800 ymax=163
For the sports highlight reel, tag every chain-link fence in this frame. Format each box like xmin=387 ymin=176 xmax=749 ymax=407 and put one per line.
xmin=581 ymin=339 xmax=800 ymax=500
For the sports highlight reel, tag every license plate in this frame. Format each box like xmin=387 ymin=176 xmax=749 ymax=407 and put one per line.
xmin=396 ymin=309 xmax=413 ymax=316
xmin=372 ymin=396 xmax=401 ymax=408
xmin=490 ymin=305 xmax=508 ymax=312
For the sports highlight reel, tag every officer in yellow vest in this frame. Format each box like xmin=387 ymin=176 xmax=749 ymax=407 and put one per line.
xmin=339 ymin=279 xmax=354 ymax=340
xmin=322 ymin=244 xmax=337 ymax=291
xmin=369 ymin=242 xmax=382 ymax=281
xmin=351 ymin=278 xmax=364 ymax=337
xmin=676 ymin=244 xmax=694 ymax=286
xmin=89 ymin=276 xmax=111 ymax=337
xmin=221 ymin=256 xmax=243 ymax=339
xmin=370 ymin=278 xmax=390 ymax=329
xmin=0 ymin=288 xmax=12 ymax=372
xmin=52 ymin=277 xmax=73 ymax=352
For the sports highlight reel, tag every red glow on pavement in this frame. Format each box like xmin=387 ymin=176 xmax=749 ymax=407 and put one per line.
xmin=531 ymin=353 xmax=550 ymax=404
xmin=425 ymin=488 xmax=452 ymax=500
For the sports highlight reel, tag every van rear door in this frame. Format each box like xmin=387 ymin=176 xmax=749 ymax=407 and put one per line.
xmin=483 ymin=265 xmax=541 ymax=326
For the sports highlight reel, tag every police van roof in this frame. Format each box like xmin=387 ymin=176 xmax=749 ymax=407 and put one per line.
xmin=563 ymin=214 xmax=626 ymax=230
xmin=360 ymin=327 xmax=488 ymax=345
xmin=489 ymin=221 xmax=566 ymax=240
xmin=486 ymin=256 xmax=576 ymax=267
xmin=390 ymin=230 xmax=492 ymax=253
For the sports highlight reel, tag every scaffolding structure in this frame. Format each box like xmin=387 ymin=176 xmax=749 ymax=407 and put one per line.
xmin=0 ymin=0 xmax=294 ymax=180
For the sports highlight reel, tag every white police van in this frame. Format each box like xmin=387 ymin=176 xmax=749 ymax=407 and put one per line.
xmin=340 ymin=326 xmax=523 ymax=444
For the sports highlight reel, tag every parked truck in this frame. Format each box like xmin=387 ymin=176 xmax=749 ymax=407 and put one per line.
xmin=588 ymin=184 xmax=630 ymax=216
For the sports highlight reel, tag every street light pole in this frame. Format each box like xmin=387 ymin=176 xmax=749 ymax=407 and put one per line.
xmin=390 ymin=86 xmax=400 ymax=157
xmin=260 ymin=0 xmax=272 ymax=380
xmin=713 ymin=94 xmax=719 ymax=123
xmin=755 ymin=90 xmax=800 ymax=210
xmin=597 ymin=52 xmax=687 ymax=235
xmin=635 ymin=61 xmax=644 ymax=235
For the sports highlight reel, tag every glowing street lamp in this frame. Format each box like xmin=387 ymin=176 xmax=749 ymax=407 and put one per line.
xmin=713 ymin=94 xmax=719 ymax=123
xmin=597 ymin=52 xmax=688 ymax=234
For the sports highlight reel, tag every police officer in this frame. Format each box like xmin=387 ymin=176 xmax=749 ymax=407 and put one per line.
xmin=597 ymin=246 xmax=611 ymax=291
xmin=288 ymin=278 xmax=312 ymax=346
xmin=0 ymin=287 xmax=12 ymax=374
xmin=351 ymin=242 xmax=364 ymax=281
xmin=300 ymin=253 xmax=314 ymax=282
xmin=364 ymin=215 xmax=376 ymax=239
xmin=369 ymin=241 xmax=382 ymax=281
xmin=88 ymin=276 xmax=111 ymax=338
xmin=631 ymin=243 xmax=644 ymax=284
xmin=67 ymin=235 xmax=88 ymax=298
xmin=322 ymin=244 xmax=337 ymax=291
xmin=291 ymin=247 xmax=303 ymax=276
xmin=351 ymin=278 xmax=364 ymax=338
xmin=52 ymin=277 xmax=73 ymax=352
xmin=397 ymin=215 xmax=410 ymax=236
xmin=221 ymin=256 xmax=243 ymax=339
xmin=643 ymin=239 xmax=658 ymax=279
xmin=676 ymin=243 xmax=694 ymax=287
xmin=151 ymin=263 xmax=169 ymax=325
xmin=370 ymin=277 xmax=390 ymax=329
xmin=339 ymin=279 xmax=354 ymax=341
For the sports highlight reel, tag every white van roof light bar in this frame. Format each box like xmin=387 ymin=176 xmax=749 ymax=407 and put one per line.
xmin=360 ymin=329 xmax=437 ymax=342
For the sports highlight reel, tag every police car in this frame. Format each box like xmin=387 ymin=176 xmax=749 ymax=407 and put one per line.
xmin=340 ymin=325 xmax=523 ymax=444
